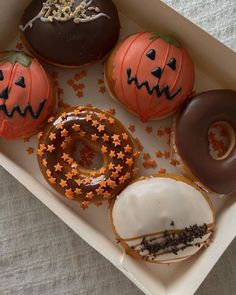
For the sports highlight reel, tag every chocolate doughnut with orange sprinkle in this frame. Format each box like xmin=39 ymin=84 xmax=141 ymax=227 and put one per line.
xmin=37 ymin=106 xmax=139 ymax=208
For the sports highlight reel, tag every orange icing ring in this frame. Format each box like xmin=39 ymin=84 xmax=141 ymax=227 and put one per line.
xmin=37 ymin=106 xmax=139 ymax=208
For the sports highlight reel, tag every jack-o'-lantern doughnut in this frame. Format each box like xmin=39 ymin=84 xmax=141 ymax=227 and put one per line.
xmin=105 ymin=32 xmax=195 ymax=121
xmin=20 ymin=0 xmax=120 ymax=67
xmin=37 ymin=106 xmax=139 ymax=207
xmin=171 ymin=89 xmax=236 ymax=195
xmin=0 ymin=51 xmax=57 ymax=139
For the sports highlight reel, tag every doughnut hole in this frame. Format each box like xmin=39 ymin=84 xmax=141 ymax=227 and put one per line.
xmin=208 ymin=121 xmax=235 ymax=160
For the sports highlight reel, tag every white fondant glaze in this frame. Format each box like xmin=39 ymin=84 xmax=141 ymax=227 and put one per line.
xmin=112 ymin=176 xmax=214 ymax=262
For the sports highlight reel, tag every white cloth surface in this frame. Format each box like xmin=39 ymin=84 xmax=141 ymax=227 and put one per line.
xmin=0 ymin=1 xmax=235 ymax=294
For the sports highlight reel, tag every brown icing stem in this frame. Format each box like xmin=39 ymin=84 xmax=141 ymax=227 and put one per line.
xmin=175 ymin=90 xmax=236 ymax=195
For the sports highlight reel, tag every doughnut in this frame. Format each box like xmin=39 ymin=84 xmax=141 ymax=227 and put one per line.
xmin=0 ymin=51 xmax=57 ymax=139
xmin=37 ymin=106 xmax=138 ymax=207
xmin=20 ymin=0 xmax=120 ymax=67
xmin=172 ymin=89 xmax=236 ymax=195
xmin=110 ymin=174 xmax=215 ymax=264
xmin=105 ymin=32 xmax=194 ymax=121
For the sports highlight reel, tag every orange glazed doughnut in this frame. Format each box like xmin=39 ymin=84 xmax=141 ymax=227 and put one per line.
xmin=105 ymin=32 xmax=195 ymax=121
xmin=37 ymin=106 xmax=138 ymax=207
xmin=0 ymin=51 xmax=57 ymax=139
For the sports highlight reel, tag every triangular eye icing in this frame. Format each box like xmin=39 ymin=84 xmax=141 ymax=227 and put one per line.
xmin=146 ymin=49 xmax=156 ymax=60
xmin=15 ymin=76 xmax=26 ymax=88
xmin=0 ymin=70 xmax=4 ymax=81
xmin=167 ymin=58 xmax=176 ymax=71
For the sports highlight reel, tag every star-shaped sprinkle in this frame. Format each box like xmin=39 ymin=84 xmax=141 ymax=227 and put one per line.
xmin=126 ymin=158 xmax=134 ymax=167
xmin=54 ymin=162 xmax=63 ymax=172
xmin=102 ymin=134 xmax=109 ymax=142
xmin=75 ymin=179 xmax=82 ymax=186
xmin=115 ymin=165 xmax=123 ymax=173
xmin=72 ymin=124 xmax=81 ymax=131
xmin=71 ymin=169 xmax=78 ymax=176
xmin=96 ymin=187 xmax=104 ymax=196
xmin=37 ymin=144 xmax=46 ymax=157
xmin=75 ymin=188 xmax=82 ymax=195
xmin=124 ymin=145 xmax=132 ymax=153
xmin=56 ymin=122 xmax=64 ymax=130
xmin=91 ymin=134 xmax=99 ymax=141
xmin=133 ymin=167 xmax=140 ymax=175
xmin=38 ymin=132 xmax=43 ymax=140
xmin=90 ymin=171 xmax=97 ymax=177
xmin=61 ymin=142 xmax=68 ymax=149
xmin=26 ymin=147 xmax=34 ymax=155
xmin=42 ymin=159 xmax=48 ymax=167
xmin=47 ymin=116 xmax=55 ymax=123
xmin=62 ymin=153 xmax=70 ymax=161
xmin=108 ymin=117 xmax=115 ymax=124
xmin=79 ymin=130 xmax=86 ymax=138
xmin=112 ymin=134 xmax=119 ymax=141
xmin=65 ymin=189 xmax=74 ymax=199
xmin=46 ymin=169 xmax=52 ymax=177
xmin=108 ymin=163 xmax=114 ymax=170
xmin=99 ymin=167 xmax=106 ymax=174
xmin=128 ymin=124 xmax=135 ymax=133
xmin=92 ymin=120 xmax=98 ymax=127
xmin=73 ymin=109 xmax=81 ymax=116
xmin=122 ymin=133 xmax=128 ymax=140
xmin=86 ymin=192 xmax=94 ymax=199
xmin=49 ymin=132 xmax=56 ymax=141
xmin=64 ymin=136 xmax=72 ymax=143
xmin=61 ymin=129 xmax=68 ymax=138
xmin=97 ymin=113 xmax=106 ymax=121
xmin=109 ymin=150 xmax=115 ymax=158
xmin=60 ymin=179 xmax=67 ymax=188
xmin=117 ymin=151 xmax=125 ymax=159
xmin=65 ymin=172 xmax=73 ymax=180
xmin=119 ymin=176 xmax=126 ymax=184
xmin=61 ymin=112 xmax=67 ymax=119
xmin=107 ymin=179 xmax=116 ymax=189
xmin=81 ymin=201 xmax=89 ymax=209
xmin=103 ymin=191 xmax=111 ymax=199
xmin=111 ymin=171 xmax=119 ymax=179
xmin=100 ymin=180 xmax=107 ymax=188
xmin=97 ymin=124 xmax=105 ymax=132
xmin=124 ymin=172 xmax=131 ymax=180
xmin=101 ymin=145 xmax=108 ymax=153
xmin=47 ymin=145 xmax=55 ymax=153
xmin=84 ymin=178 xmax=91 ymax=185
xmin=85 ymin=114 xmax=92 ymax=122
xmin=49 ymin=177 xmax=56 ymax=184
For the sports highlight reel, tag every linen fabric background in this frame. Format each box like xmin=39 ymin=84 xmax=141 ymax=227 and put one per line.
xmin=0 ymin=0 xmax=235 ymax=294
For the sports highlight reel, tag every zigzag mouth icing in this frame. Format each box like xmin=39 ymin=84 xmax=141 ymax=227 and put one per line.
xmin=127 ymin=68 xmax=182 ymax=100
xmin=0 ymin=99 xmax=47 ymax=119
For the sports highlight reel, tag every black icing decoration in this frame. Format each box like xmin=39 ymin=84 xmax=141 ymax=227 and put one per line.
xmin=0 ymin=87 xmax=10 ymax=100
xmin=0 ymin=70 xmax=4 ymax=81
xmin=15 ymin=76 xmax=26 ymax=88
xmin=167 ymin=58 xmax=176 ymax=71
xmin=146 ymin=49 xmax=156 ymax=60
xmin=127 ymin=68 xmax=181 ymax=100
xmin=0 ymin=99 xmax=47 ymax=119
xmin=151 ymin=67 xmax=162 ymax=79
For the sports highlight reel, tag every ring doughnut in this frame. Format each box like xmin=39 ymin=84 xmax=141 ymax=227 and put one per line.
xmin=37 ymin=106 xmax=138 ymax=207
xmin=110 ymin=174 xmax=215 ymax=264
xmin=171 ymin=89 xmax=236 ymax=195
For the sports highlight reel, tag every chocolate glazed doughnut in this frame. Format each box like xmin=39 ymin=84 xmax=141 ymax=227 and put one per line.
xmin=20 ymin=0 xmax=120 ymax=67
xmin=172 ymin=90 xmax=236 ymax=195
xmin=37 ymin=106 xmax=139 ymax=208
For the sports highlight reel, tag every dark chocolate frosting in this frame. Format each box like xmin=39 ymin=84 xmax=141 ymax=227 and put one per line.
xmin=21 ymin=0 xmax=120 ymax=66
xmin=175 ymin=90 xmax=236 ymax=194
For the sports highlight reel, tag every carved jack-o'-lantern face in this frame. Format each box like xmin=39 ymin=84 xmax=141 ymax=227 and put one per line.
xmin=0 ymin=51 xmax=56 ymax=139
xmin=108 ymin=32 xmax=195 ymax=121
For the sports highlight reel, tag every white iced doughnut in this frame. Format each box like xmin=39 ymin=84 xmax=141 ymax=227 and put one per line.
xmin=110 ymin=174 xmax=215 ymax=264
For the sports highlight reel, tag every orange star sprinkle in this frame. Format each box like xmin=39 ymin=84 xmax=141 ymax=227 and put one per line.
xmin=84 ymin=178 xmax=91 ymax=185
xmin=143 ymin=160 xmax=157 ymax=169
xmin=117 ymin=151 xmax=125 ymax=159
xmin=102 ymin=134 xmax=109 ymax=142
xmin=72 ymin=124 xmax=81 ymax=131
xmin=92 ymin=120 xmax=98 ymax=127
xmin=112 ymin=134 xmax=119 ymax=141
xmin=61 ymin=112 xmax=67 ymax=119
xmin=119 ymin=176 xmax=126 ymax=184
xmin=75 ymin=179 xmax=82 ymax=186
xmin=128 ymin=124 xmax=135 ymax=133
xmin=99 ymin=167 xmax=106 ymax=174
xmin=108 ymin=163 xmax=114 ymax=170
xmin=75 ymin=188 xmax=82 ymax=195
xmin=73 ymin=109 xmax=81 ymax=116
xmin=155 ymin=150 xmax=163 ymax=158
xmin=60 ymin=179 xmax=67 ymax=188
xmin=115 ymin=165 xmax=123 ymax=173
xmin=65 ymin=172 xmax=73 ymax=180
xmin=122 ymin=133 xmax=128 ymax=140
xmin=109 ymin=150 xmax=115 ymax=158
xmin=47 ymin=145 xmax=55 ymax=153
xmin=79 ymin=131 xmax=86 ymax=137
xmin=86 ymin=192 xmax=94 ymax=199
xmin=126 ymin=158 xmax=134 ymax=167
xmin=61 ymin=142 xmax=68 ymax=149
xmin=159 ymin=168 xmax=166 ymax=174
xmin=97 ymin=124 xmax=105 ymax=132
xmin=96 ymin=187 xmax=104 ymax=196
xmin=124 ymin=145 xmax=132 ymax=153
xmin=85 ymin=114 xmax=92 ymax=122
xmin=49 ymin=132 xmax=56 ymax=141
xmin=49 ymin=177 xmax=56 ymax=184
xmin=124 ymin=172 xmax=131 ymax=180
xmin=26 ymin=147 xmax=34 ymax=155
xmin=103 ymin=191 xmax=111 ymax=199
xmin=61 ymin=129 xmax=68 ymax=138
xmin=113 ymin=139 xmax=121 ymax=147
xmin=47 ymin=116 xmax=55 ymax=123
xmin=107 ymin=179 xmax=116 ymax=189
xmin=145 ymin=126 xmax=153 ymax=134
xmin=90 ymin=171 xmax=97 ymax=177
xmin=81 ymin=201 xmax=89 ymax=209
xmin=46 ymin=169 xmax=52 ymax=177
xmin=54 ymin=162 xmax=63 ymax=172
xmin=133 ymin=167 xmax=140 ymax=175
xmin=71 ymin=169 xmax=78 ymax=176
xmin=65 ymin=189 xmax=74 ymax=199
xmin=111 ymin=171 xmax=119 ymax=179
xmin=91 ymin=134 xmax=99 ymax=141
xmin=42 ymin=159 xmax=48 ymax=167
xmin=64 ymin=136 xmax=72 ymax=143
xmin=108 ymin=117 xmax=115 ymax=124
xmin=56 ymin=122 xmax=64 ymax=130
xmin=101 ymin=145 xmax=108 ymax=153
xmin=38 ymin=132 xmax=43 ymax=140
xmin=100 ymin=180 xmax=107 ymax=188
xmin=97 ymin=113 xmax=106 ymax=121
